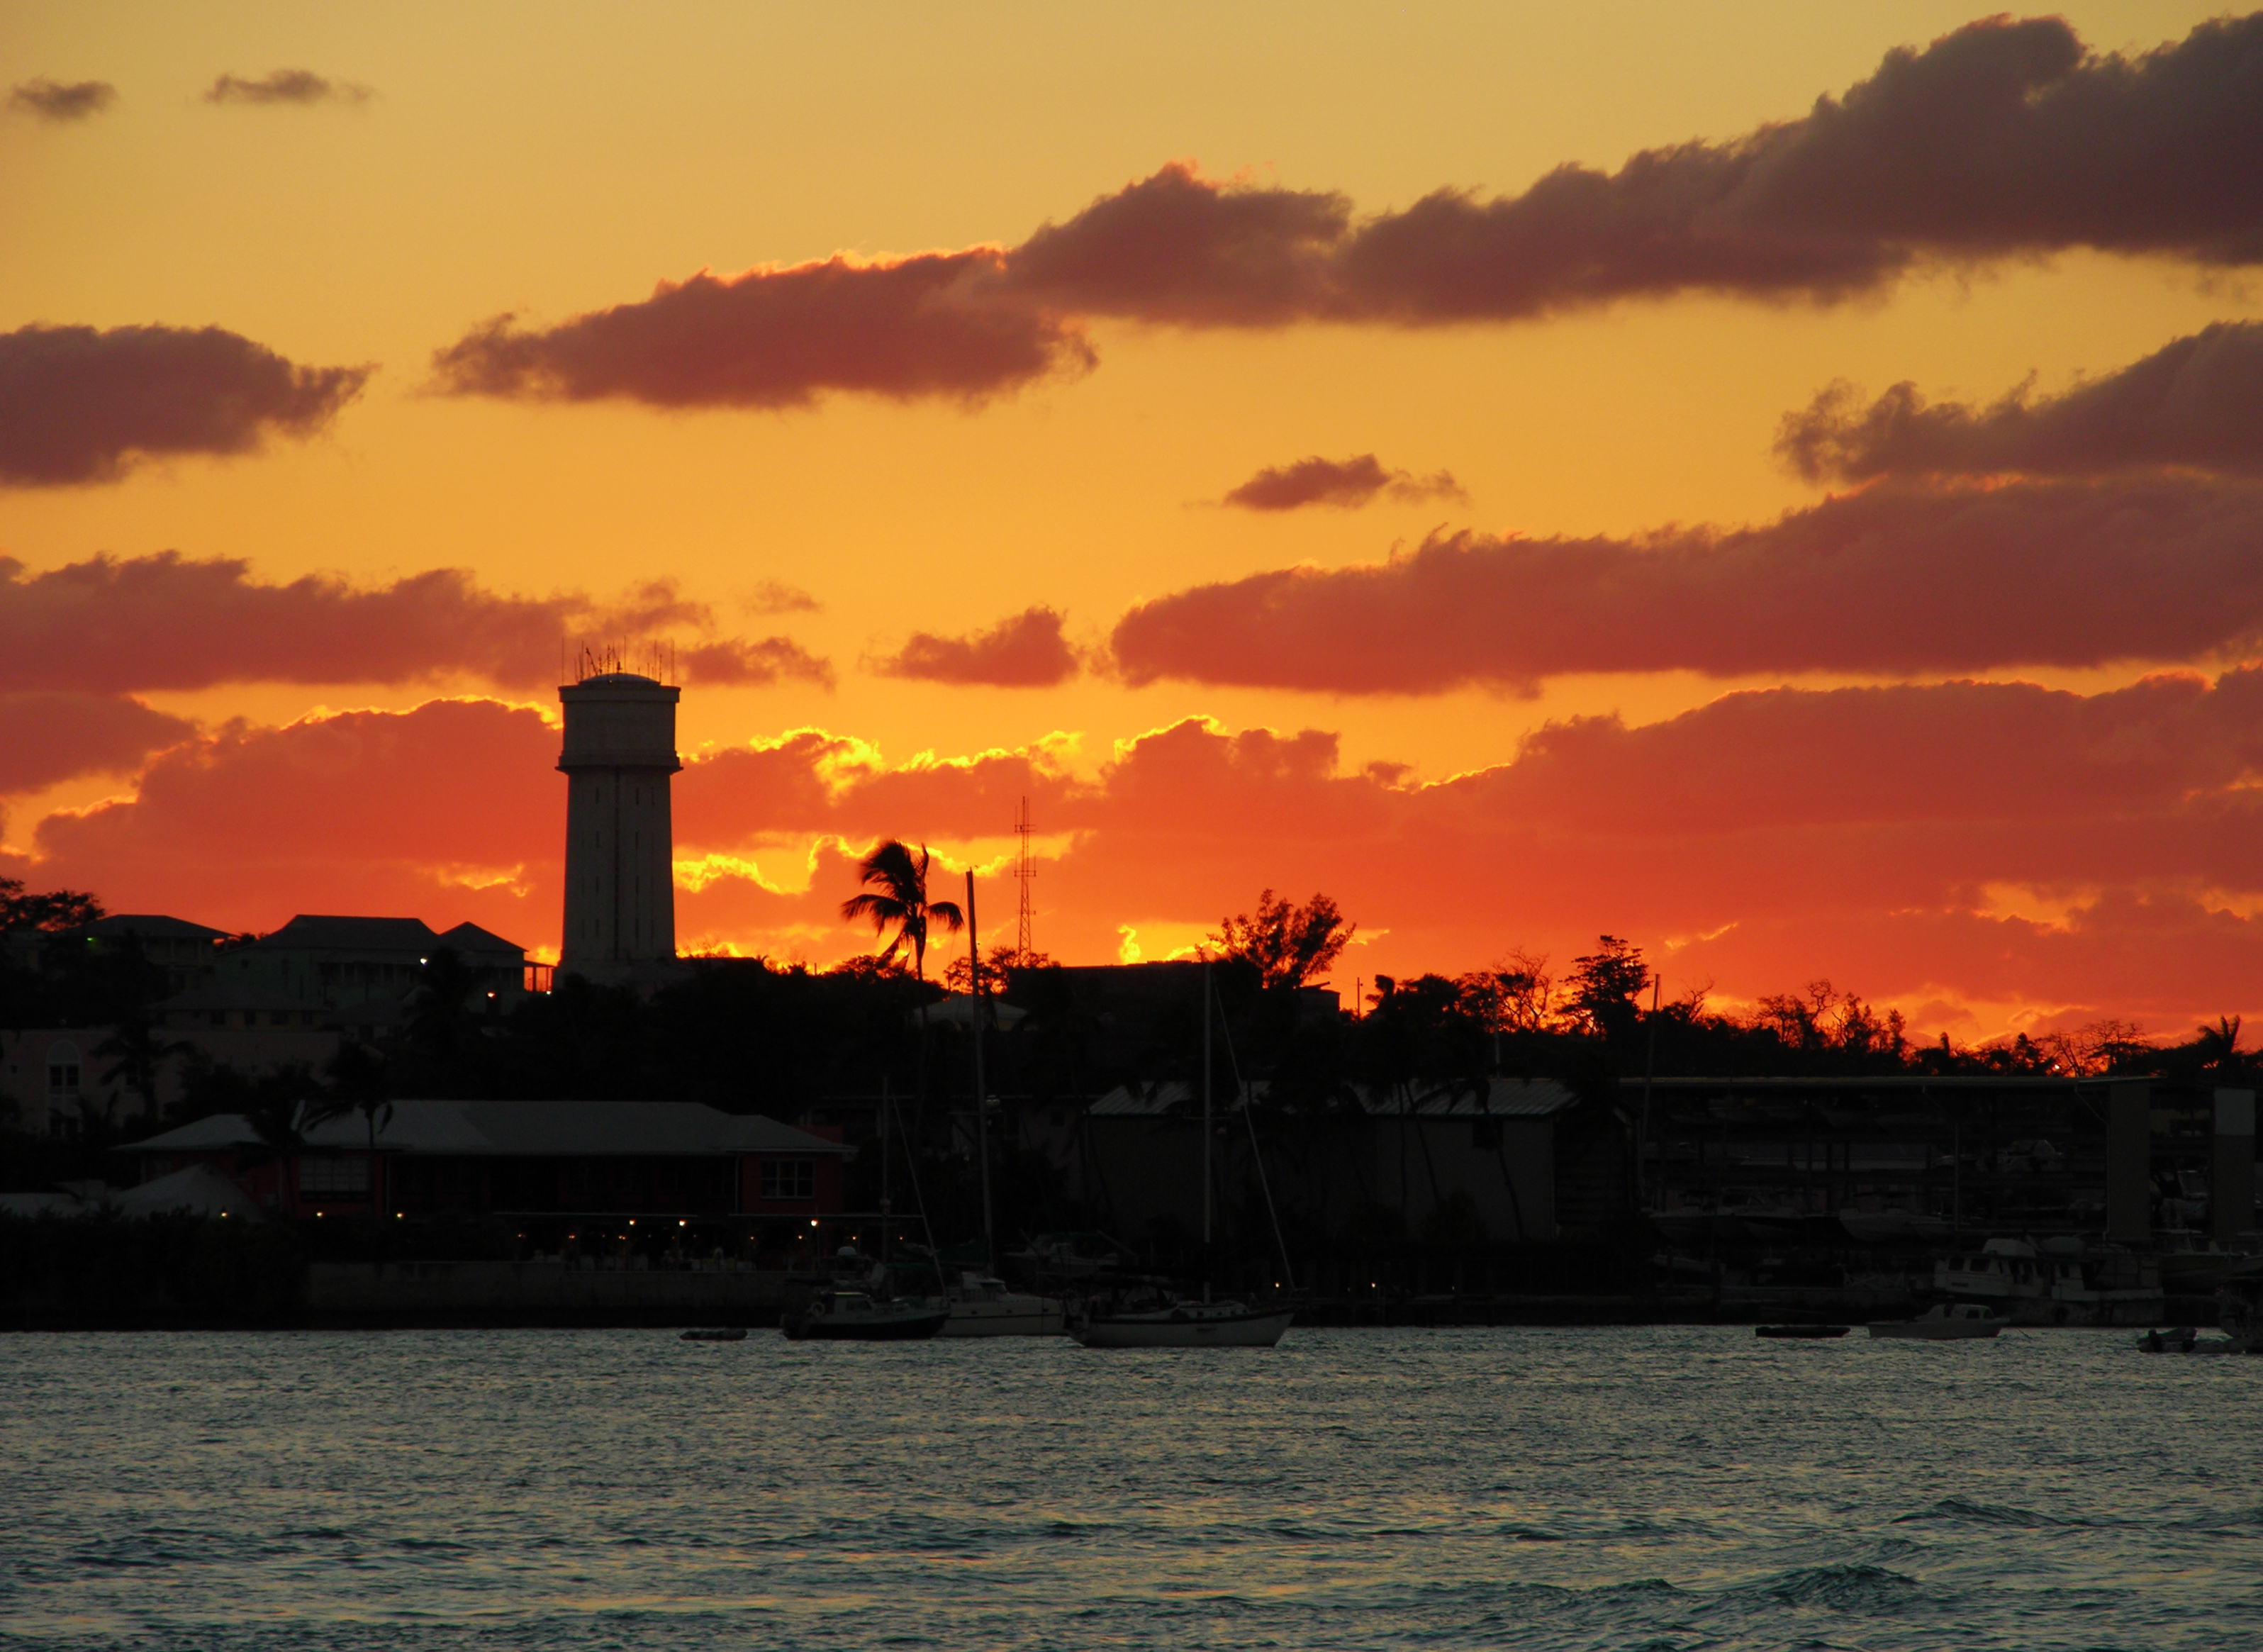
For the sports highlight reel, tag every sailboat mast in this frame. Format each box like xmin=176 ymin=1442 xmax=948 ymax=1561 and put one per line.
xmin=968 ymin=869 xmax=995 ymax=1271
xmin=1202 ymin=957 xmax=1212 ymax=1303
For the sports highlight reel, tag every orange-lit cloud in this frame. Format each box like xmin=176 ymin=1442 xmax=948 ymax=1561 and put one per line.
xmin=680 ymin=638 xmax=834 ymax=688
xmin=0 ymin=553 xmax=823 ymax=693
xmin=0 ymin=693 xmax=194 ymax=793
xmin=432 ymin=252 xmax=1093 ymax=408
xmin=870 ymin=605 xmax=1080 ymax=687
xmin=1222 ymin=454 xmax=1465 ymax=512
xmin=0 ymin=324 xmax=369 ymax=486
xmin=30 ymin=698 xmax=558 ymax=939
xmin=432 ymin=15 xmax=2263 ymax=412
xmin=19 ymin=673 xmax=2263 ymax=1029
xmin=1111 ymin=477 xmax=2263 ymax=693
xmin=1779 ymin=320 xmax=2263 ymax=482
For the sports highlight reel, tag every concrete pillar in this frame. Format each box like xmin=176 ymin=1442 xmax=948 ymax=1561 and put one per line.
xmin=557 ymin=673 xmax=681 ymax=984
xmin=2106 ymin=1080 xmax=2152 ymax=1244
xmin=2213 ymin=1088 xmax=2256 ymax=1245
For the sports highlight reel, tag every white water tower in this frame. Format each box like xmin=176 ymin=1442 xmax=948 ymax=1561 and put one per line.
xmin=557 ymin=654 xmax=681 ymax=984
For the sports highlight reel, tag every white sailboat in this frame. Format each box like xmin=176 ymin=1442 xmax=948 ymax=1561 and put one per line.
xmin=937 ymin=1271 xmax=1067 ymax=1336
xmin=1068 ymin=960 xmax=1293 ymax=1349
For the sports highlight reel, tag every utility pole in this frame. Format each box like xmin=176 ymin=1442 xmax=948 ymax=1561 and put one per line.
xmin=1202 ymin=957 xmax=1213 ymax=1303
xmin=1639 ymin=974 xmax=1661 ymax=1211
xmin=967 ymin=869 xmax=995 ymax=1271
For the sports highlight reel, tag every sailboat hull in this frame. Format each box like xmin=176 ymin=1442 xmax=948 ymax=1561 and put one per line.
xmin=1070 ymin=1306 xmax=1293 ymax=1348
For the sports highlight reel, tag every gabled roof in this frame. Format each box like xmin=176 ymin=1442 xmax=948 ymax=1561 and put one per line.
xmin=61 ymin=915 xmax=229 ymax=942
xmin=437 ymin=922 xmax=527 ymax=956
xmin=252 ymin=916 xmax=441 ymax=952
xmin=129 ymin=1100 xmax=851 ymax=1159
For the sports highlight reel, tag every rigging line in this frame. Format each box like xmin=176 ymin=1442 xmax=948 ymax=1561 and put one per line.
xmin=1210 ymin=973 xmax=1298 ymax=1295
xmin=885 ymin=1083 xmax=942 ymax=1288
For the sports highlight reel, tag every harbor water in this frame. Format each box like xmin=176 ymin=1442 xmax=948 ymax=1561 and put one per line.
xmin=2 ymin=1327 xmax=2257 ymax=1649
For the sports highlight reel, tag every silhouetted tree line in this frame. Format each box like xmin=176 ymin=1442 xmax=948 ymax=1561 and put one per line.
xmin=3 ymin=874 xmax=2255 ymax=1175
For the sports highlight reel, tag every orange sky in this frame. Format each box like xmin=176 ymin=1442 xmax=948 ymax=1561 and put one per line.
xmin=5 ymin=2 xmax=2262 ymax=1044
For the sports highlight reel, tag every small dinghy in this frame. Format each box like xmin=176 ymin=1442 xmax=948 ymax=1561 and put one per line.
xmin=1756 ymin=1324 xmax=1849 ymax=1339
xmin=680 ymin=1327 xmax=747 ymax=1342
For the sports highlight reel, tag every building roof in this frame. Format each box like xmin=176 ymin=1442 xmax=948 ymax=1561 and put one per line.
xmin=437 ymin=922 xmax=527 ymax=957
xmin=1089 ymin=1076 xmax=1577 ymax=1118
xmin=129 ymin=1100 xmax=851 ymax=1159
xmin=253 ymin=916 xmax=441 ymax=952
xmin=156 ymin=986 xmax=331 ymax=1015
xmin=60 ymin=914 xmax=229 ymax=942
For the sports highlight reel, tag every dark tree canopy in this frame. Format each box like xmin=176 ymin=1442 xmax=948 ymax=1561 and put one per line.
xmin=1212 ymin=890 xmax=1353 ymax=992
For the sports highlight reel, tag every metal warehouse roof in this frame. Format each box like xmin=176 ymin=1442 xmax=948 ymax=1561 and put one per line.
xmin=129 ymin=1100 xmax=849 ymax=1158
xmin=1090 ymin=1077 xmax=1576 ymax=1118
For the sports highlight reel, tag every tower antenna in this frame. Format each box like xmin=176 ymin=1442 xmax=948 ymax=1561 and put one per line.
xmin=1012 ymin=795 xmax=1036 ymax=961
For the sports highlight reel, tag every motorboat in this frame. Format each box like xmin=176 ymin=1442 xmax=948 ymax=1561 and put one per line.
xmin=1867 ymin=1303 xmax=2004 ymax=1339
xmin=937 ymin=1273 xmax=1066 ymax=1337
xmin=1068 ymin=1295 xmax=1293 ymax=1349
xmin=1933 ymin=1237 xmax=2162 ymax=1327
xmin=781 ymin=1289 xmax=949 ymax=1341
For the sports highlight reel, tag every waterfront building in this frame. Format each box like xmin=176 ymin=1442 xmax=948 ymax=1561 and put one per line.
xmin=128 ymin=1099 xmax=851 ymax=1227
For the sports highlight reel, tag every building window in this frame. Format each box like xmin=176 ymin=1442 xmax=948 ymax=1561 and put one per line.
xmin=300 ymin=1156 xmax=371 ymax=1193
xmin=760 ymin=1159 xmax=816 ymax=1201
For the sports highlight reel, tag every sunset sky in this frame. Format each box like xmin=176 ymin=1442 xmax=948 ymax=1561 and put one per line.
xmin=5 ymin=2 xmax=2262 ymax=1042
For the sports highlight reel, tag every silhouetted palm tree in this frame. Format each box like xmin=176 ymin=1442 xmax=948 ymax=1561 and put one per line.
xmin=841 ymin=841 xmax=963 ymax=987
xmin=843 ymin=840 xmax=964 ymax=1127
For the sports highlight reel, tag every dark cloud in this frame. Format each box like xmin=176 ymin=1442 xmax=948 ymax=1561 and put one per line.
xmin=204 ymin=70 xmax=370 ymax=106
xmin=680 ymin=637 xmax=835 ymax=688
xmin=1222 ymin=453 xmax=1467 ymax=511
xmin=8 ymin=79 xmax=116 ymax=121
xmin=0 ymin=552 xmax=825 ymax=694
xmin=871 ymin=605 xmax=1080 ymax=686
xmin=1110 ymin=476 xmax=2263 ymax=693
xmin=0 ymin=693 xmax=195 ymax=795
xmin=434 ymin=16 xmax=2263 ymax=410
xmin=1779 ymin=321 xmax=2263 ymax=482
xmin=430 ymin=253 xmax=1093 ymax=408
xmin=0 ymin=323 xmax=369 ymax=487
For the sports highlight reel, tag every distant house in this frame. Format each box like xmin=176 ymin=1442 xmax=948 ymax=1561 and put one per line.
xmin=216 ymin=915 xmax=530 ymax=1028
xmin=0 ymin=1030 xmax=119 ymax=1135
xmin=128 ymin=1099 xmax=853 ymax=1225
xmin=51 ymin=914 xmax=230 ymax=995
xmin=1066 ymin=1076 xmax=1628 ymax=1246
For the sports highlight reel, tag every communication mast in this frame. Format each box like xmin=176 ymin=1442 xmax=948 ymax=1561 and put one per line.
xmin=1012 ymin=795 xmax=1036 ymax=960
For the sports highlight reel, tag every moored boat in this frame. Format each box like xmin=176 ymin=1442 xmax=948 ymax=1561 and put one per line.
xmin=783 ymin=1289 xmax=949 ymax=1341
xmin=1068 ymin=1295 xmax=1293 ymax=1348
xmin=1867 ymin=1303 xmax=2004 ymax=1339
xmin=937 ymin=1273 xmax=1066 ymax=1337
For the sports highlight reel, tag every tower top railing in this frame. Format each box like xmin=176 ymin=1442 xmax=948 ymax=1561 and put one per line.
xmin=566 ymin=640 xmax=678 ymax=686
